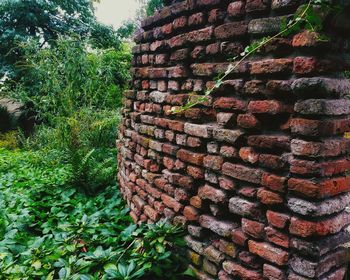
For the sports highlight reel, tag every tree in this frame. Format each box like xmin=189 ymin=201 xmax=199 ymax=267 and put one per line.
xmin=0 ymin=0 xmax=121 ymax=81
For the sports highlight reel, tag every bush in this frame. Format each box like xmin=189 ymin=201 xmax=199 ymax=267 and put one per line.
xmin=6 ymin=38 xmax=131 ymax=124
xmin=19 ymin=109 xmax=120 ymax=194
xmin=0 ymin=131 xmax=18 ymax=149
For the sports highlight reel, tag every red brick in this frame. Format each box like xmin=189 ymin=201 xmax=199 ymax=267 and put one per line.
xmin=239 ymin=147 xmax=259 ymax=164
xmin=266 ymin=210 xmax=290 ymax=229
xmin=198 ymin=184 xmax=227 ymax=203
xmin=204 ymin=155 xmax=223 ymax=170
xmin=214 ymin=22 xmax=248 ymax=39
xmin=196 ymin=0 xmax=220 ymax=6
xmin=199 ymin=215 xmax=237 ymax=237
xmin=161 ymin=194 xmax=183 ymax=212
xmin=290 ymin=158 xmax=350 ymax=176
xmin=168 ymin=65 xmax=189 ymax=78
xmin=190 ymin=196 xmax=202 ymax=208
xmin=167 ymin=120 xmax=185 ymax=132
xmin=177 ymin=149 xmax=205 ymax=166
xmin=242 ymin=218 xmax=265 ymax=239
xmin=248 ymin=100 xmax=292 ymax=114
xmin=292 ymin=30 xmax=319 ymax=47
xmin=220 ymin=145 xmax=239 ymax=158
xmin=223 ymin=163 xmax=263 ymax=184
xmin=231 ymin=228 xmax=249 ymax=246
xmin=251 ymin=58 xmax=294 ymax=75
xmin=208 ymin=8 xmax=225 ymax=23
xmin=246 ymin=0 xmax=269 ymax=12
xmin=263 ymin=264 xmax=286 ymax=280
xmin=227 ymin=1 xmax=245 ymax=17
xmin=257 ymin=188 xmax=283 ymax=205
xmin=237 ymin=114 xmax=260 ymax=129
xmin=291 ymin=138 xmax=350 ymax=158
xmin=293 ymin=56 xmax=317 ymax=74
xmin=173 ymin=16 xmax=187 ymax=30
xmin=259 ymin=154 xmax=287 ymax=170
xmin=184 ymin=206 xmax=199 ymax=221
xmin=265 ymin=227 xmax=289 ymax=248
xmin=187 ymin=27 xmax=213 ymax=42
xmin=213 ymin=239 xmax=237 ymax=257
xmin=218 ymin=176 xmax=236 ymax=190
xmin=289 ymin=211 xmax=350 ymax=237
xmin=248 ymin=135 xmax=291 ymax=151
xmin=169 ymin=34 xmax=187 ymax=48
xmin=288 ymin=176 xmax=350 ymax=198
xmin=261 ymin=173 xmax=286 ymax=193
xmin=223 ymin=261 xmax=263 ymax=280
xmin=213 ymin=97 xmax=247 ymax=110
xmin=206 ymin=42 xmax=220 ymax=55
xmin=188 ymin=12 xmax=205 ymax=26
xmin=144 ymin=205 xmax=159 ymax=221
xmin=248 ymin=240 xmax=289 ymax=266
xmin=187 ymin=165 xmax=205 ymax=179
xmin=290 ymin=117 xmax=350 ymax=136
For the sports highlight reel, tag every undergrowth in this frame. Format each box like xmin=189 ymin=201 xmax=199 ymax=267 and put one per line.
xmin=0 ymin=149 xmax=190 ymax=280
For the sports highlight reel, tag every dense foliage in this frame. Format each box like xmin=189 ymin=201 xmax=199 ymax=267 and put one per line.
xmin=6 ymin=39 xmax=131 ymax=123
xmin=0 ymin=0 xmax=126 ymax=81
xmin=0 ymin=149 xmax=190 ymax=279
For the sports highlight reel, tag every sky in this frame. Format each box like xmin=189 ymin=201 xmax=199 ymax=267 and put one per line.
xmin=94 ymin=0 xmax=141 ymax=29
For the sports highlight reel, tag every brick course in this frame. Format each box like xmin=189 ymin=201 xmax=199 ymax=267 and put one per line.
xmin=118 ymin=0 xmax=350 ymax=279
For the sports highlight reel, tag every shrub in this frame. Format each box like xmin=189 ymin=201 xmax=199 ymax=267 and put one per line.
xmin=6 ymin=38 xmax=131 ymax=124
xmin=0 ymin=131 xmax=18 ymax=149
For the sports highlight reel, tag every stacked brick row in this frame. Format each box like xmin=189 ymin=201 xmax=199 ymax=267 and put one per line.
xmin=117 ymin=0 xmax=350 ymax=279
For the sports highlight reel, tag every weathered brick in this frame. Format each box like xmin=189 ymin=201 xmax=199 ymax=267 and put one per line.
xmin=198 ymin=184 xmax=227 ymax=203
xmin=248 ymin=135 xmax=291 ymax=151
xmin=187 ymin=26 xmax=213 ymax=42
xmin=248 ymin=240 xmax=289 ymax=265
xmin=257 ymin=188 xmax=283 ymax=205
xmin=263 ymin=264 xmax=286 ymax=280
xmin=265 ymin=226 xmax=289 ymax=248
xmin=291 ymin=138 xmax=350 ymax=158
xmin=184 ymin=123 xmax=213 ymax=138
xmin=199 ymin=215 xmax=237 ymax=237
xmin=177 ymin=149 xmax=205 ymax=166
xmin=183 ymin=205 xmax=199 ymax=221
xmin=223 ymin=163 xmax=263 ymax=184
xmin=289 ymin=211 xmax=350 ymax=237
xmin=229 ymin=197 xmax=263 ymax=220
xmin=248 ymin=17 xmax=284 ymax=35
xmin=288 ymin=176 xmax=350 ymax=198
xmin=266 ymin=210 xmax=290 ymax=229
xmin=204 ymin=155 xmax=224 ymax=170
xmin=214 ymin=22 xmax=248 ymax=39
xmin=242 ymin=218 xmax=265 ymax=239
xmin=239 ymin=147 xmax=259 ymax=164
xmin=223 ymin=261 xmax=263 ymax=280
xmin=227 ymin=1 xmax=245 ymax=18
xmin=161 ymin=194 xmax=183 ymax=212
xmin=213 ymin=97 xmax=247 ymax=110
xmin=213 ymin=128 xmax=244 ymax=144
xmin=251 ymin=58 xmax=294 ymax=75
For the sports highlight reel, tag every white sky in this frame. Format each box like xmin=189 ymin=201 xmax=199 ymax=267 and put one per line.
xmin=94 ymin=0 xmax=141 ymax=29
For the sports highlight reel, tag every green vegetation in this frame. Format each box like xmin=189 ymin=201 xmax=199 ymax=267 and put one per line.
xmin=0 ymin=149 xmax=189 ymax=279
xmin=0 ymin=0 xmax=191 ymax=279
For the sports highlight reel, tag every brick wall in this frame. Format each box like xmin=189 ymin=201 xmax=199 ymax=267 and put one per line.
xmin=117 ymin=0 xmax=350 ymax=279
